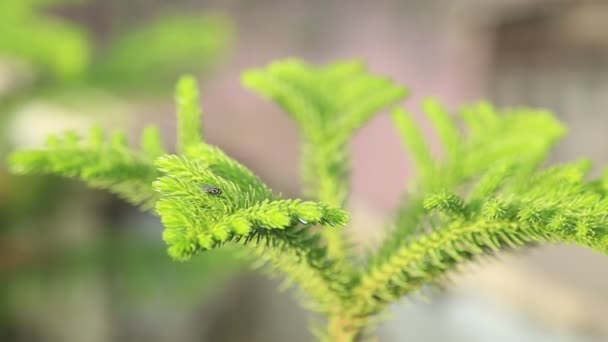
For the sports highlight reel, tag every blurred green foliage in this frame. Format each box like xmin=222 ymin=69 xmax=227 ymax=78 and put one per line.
xmin=92 ymin=14 xmax=233 ymax=92
xmin=0 ymin=0 xmax=233 ymax=93
xmin=0 ymin=0 xmax=89 ymax=81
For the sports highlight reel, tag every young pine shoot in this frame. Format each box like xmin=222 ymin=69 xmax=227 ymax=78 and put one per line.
xmin=9 ymin=59 xmax=608 ymax=341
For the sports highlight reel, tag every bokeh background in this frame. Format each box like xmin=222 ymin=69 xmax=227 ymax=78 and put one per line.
xmin=2 ymin=0 xmax=608 ymax=341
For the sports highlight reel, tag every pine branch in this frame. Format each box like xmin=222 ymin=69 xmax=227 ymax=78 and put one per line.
xmin=153 ymin=153 xmax=350 ymax=309
xmin=243 ymin=59 xmax=408 ymax=260
xmin=390 ymin=109 xmax=435 ymax=188
xmin=9 ymin=56 xmax=608 ymax=342
xmin=379 ymin=102 xmax=566 ymax=252
xmin=352 ymin=102 xmax=607 ymax=316
xmin=9 ymin=126 xmax=164 ymax=209
xmin=8 ymin=73 xmax=352 ymax=311
xmin=176 ymin=75 xmax=204 ymax=153
xmin=352 ymin=161 xmax=608 ymax=315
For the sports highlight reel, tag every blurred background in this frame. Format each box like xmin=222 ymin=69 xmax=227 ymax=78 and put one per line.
xmin=1 ymin=0 xmax=608 ymax=341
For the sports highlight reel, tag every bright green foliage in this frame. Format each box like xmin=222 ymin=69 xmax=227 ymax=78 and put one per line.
xmin=152 ymin=77 xmax=350 ymax=309
xmin=154 ymin=154 xmax=346 ymax=258
xmin=176 ymin=76 xmax=204 ymax=153
xmin=391 ymin=101 xmax=565 ymax=192
xmin=243 ymin=59 xmax=407 ymax=260
xmin=9 ymin=125 xmax=163 ymax=209
xmin=351 ymin=102 xmax=604 ymax=317
xmin=154 ymin=153 xmax=350 ymax=308
xmin=8 ymin=59 xmax=608 ymax=342
xmin=242 ymin=59 xmax=407 ymax=206
xmin=8 ymin=73 xmax=350 ymax=313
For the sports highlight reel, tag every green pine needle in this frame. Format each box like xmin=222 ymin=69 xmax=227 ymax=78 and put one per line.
xmin=176 ymin=75 xmax=204 ymax=153
xmin=356 ymin=101 xmax=602 ymax=318
xmin=9 ymin=126 xmax=162 ymax=209
xmin=243 ymin=59 xmax=408 ymax=262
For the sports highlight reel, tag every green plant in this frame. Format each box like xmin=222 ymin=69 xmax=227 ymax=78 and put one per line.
xmin=0 ymin=0 xmax=233 ymax=121
xmin=1 ymin=0 xmax=232 ymax=82
xmin=9 ymin=59 xmax=608 ymax=341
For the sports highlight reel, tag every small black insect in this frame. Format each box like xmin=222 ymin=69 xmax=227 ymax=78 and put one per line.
xmin=202 ymin=185 xmax=222 ymax=196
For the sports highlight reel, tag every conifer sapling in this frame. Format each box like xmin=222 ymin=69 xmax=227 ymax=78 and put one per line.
xmin=9 ymin=59 xmax=608 ymax=341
